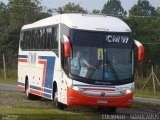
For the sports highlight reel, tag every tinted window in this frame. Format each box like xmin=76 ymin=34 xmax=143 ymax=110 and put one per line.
xmin=70 ymin=29 xmax=134 ymax=82
xmin=20 ymin=25 xmax=59 ymax=51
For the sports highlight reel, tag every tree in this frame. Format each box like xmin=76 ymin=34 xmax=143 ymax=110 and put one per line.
xmin=7 ymin=0 xmax=51 ymax=30
xmin=0 ymin=0 xmax=52 ymax=67
xmin=129 ymin=5 xmax=143 ymax=16
xmin=56 ymin=2 xmax=87 ymax=14
xmin=129 ymin=0 xmax=156 ymax=16
xmin=156 ymin=7 xmax=160 ymax=16
xmin=0 ymin=2 xmax=8 ymax=32
xmin=92 ymin=9 xmax=101 ymax=14
xmin=101 ymin=0 xmax=126 ymax=16
xmin=0 ymin=1 xmax=6 ymax=12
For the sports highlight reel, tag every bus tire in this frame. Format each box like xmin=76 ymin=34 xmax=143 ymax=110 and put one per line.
xmin=52 ymin=84 xmax=67 ymax=110
xmin=54 ymin=97 xmax=67 ymax=110
xmin=25 ymin=81 xmax=33 ymax=99
xmin=25 ymin=80 xmax=40 ymax=100
xmin=97 ymin=107 xmax=117 ymax=113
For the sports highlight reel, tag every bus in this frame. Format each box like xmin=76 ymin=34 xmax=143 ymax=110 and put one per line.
xmin=18 ymin=14 xmax=144 ymax=112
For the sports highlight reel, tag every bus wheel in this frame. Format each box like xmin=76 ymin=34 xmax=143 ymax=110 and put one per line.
xmin=25 ymin=81 xmax=32 ymax=99
xmin=25 ymin=81 xmax=40 ymax=100
xmin=54 ymin=98 xmax=67 ymax=110
xmin=97 ymin=107 xmax=117 ymax=113
xmin=53 ymin=88 xmax=67 ymax=110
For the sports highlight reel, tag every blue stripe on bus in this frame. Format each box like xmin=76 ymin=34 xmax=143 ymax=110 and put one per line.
xmin=44 ymin=89 xmax=52 ymax=94
xmin=18 ymin=55 xmax=28 ymax=58
xmin=43 ymin=93 xmax=51 ymax=98
xmin=29 ymin=85 xmax=52 ymax=94
xmin=39 ymin=56 xmax=55 ymax=89
xmin=73 ymin=84 xmax=115 ymax=88
xmin=18 ymin=82 xmax=25 ymax=86
xmin=30 ymin=85 xmax=41 ymax=91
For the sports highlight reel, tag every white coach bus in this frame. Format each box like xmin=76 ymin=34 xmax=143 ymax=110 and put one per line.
xmin=18 ymin=14 xmax=144 ymax=112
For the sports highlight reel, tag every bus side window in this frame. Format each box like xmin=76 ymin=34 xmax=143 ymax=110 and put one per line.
xmin=50 ymin=28 xmax=53 ymax=49
xmin=46 ymin=28 xmax=52 ymax=50
xmin=35 ymin=30 xmax=39 ymax=50
xmin=23 ymin=31 xmax=27 ymax=49
xmin=21 ymin=31 xmax=25 ymax=49
xmin=52 ymin=27 xmax=58 ymax=49
xmin=39 ymin=29 xmax=43 ymax=50
xmin=39 ymin=29 xmax=44 ymax=49
xmin=24 ymin=31 xmax=29 ymax=50
xmin=43 ymin=28 xmax=47 ymax=49
xmin=37 ymin=30 xmax=41 ymax=50
xmin=28 ymin=30 xmax=31 ymax=50
xmin=52 ymin=26 xmax=58 ymax=55
xmin=32 ymin=30 xmax=35 ymax=50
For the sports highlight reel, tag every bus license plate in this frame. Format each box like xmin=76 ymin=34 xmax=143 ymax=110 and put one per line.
xmin=97 ymin=100 xmax=108 ymax=104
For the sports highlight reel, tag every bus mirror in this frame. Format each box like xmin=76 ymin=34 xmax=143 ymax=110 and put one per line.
xmin=134 ymin=40 xmax=144 ymax=62
xmin=63 ymin=35 xmax=70 ymax=58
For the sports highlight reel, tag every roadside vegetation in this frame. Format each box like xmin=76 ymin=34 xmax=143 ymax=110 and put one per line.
xmin=0 ymin=69 xmax=17 ymax=84
xmin=134 ymin=78 xmax=160 ymax=99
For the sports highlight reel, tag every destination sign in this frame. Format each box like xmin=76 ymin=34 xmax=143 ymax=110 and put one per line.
xmin=106 ymin=35 xmax=129 ymax=44
xmin=105 ymin=33 xmax=133 ymax=49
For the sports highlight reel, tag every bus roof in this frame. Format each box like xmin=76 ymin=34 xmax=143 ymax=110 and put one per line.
xmin=22 ymin=13 xmax=131 ymax=32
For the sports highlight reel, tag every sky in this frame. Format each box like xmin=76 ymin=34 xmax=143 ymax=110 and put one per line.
xmin=1 ymin=0 xmax=160 ymax=12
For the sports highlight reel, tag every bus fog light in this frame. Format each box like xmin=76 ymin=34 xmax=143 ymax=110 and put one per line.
xmin=70 ymin=96 xmax=74 ymax=100
xmin=128 ymin=98 xmax=133 ymax=102
xmin=126 ymin=89 xmax=132 ymax=94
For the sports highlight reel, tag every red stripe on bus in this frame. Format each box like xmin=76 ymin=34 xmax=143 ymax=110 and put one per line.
xmin=18 ymin=85 xmax=25 ymax=91
xmin=38 ymin=60 xmax=47 ymax=96
xmin=18 ymin=59 xmax=27 ymax=62
xmin=30 ymin=89 xmax=42 ymax=96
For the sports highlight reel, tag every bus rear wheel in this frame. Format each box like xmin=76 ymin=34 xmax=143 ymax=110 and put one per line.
xmin=25 ymin=81 xmax=40 ymax=100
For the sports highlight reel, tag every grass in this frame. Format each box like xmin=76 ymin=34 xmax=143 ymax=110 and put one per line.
xmin=134 ymin=78 xmax=160 ymax=99
xmin=0 ymin=108 xmax=99 ymax=120
xmin=0 ymin=91 xmax=100 ymax=120
xmin=134 ymin=89 xmax=160 ymax=99
xmin=0 ymin=68 xmax=17 ymax=84
xmin=133 ymin=101 xmax=160 ymax=107
xmin=0 ymin=78 xmax=17 ymax=84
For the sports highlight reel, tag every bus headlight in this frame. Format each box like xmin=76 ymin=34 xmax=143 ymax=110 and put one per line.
xmin=72 ymin=86 xmax=85 ymax=92
xmin=125 ymin=89 xmax=132 ymax=94
xmin=122 ymin=89 xmax=133 ymax=94
xmin=117 ymin=87 xmax=133 ymax=95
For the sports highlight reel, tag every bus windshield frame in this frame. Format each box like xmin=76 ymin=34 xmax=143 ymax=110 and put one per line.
xmin=69 ymin=29 xmax=134 ymax=85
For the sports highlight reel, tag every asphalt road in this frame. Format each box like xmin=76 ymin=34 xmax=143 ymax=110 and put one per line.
xmin=0 ymin=83 xmax=18 ymax=92
xmin=0 ymin=83 xmax=160 ymax=119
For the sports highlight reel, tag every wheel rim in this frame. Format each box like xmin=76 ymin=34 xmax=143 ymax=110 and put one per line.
xmin=54 ymin=91 xmax=58 ymax=100
xmin=26 ymin=83 xmax=29 ymax=97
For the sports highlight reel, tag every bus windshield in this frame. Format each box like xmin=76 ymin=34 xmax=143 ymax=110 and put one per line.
xmin=70 ymin=29 xmax=134 ymax=82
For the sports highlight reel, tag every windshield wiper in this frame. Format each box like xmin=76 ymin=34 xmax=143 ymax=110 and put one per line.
xmin=106 ymin=60 xmax=119 ymax=81
xmin=87 ymin=61 xmax=102 ymax=80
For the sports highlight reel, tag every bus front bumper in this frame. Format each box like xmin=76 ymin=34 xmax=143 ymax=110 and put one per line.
xmin=67 ymin=87 xmax=133 ymax=108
